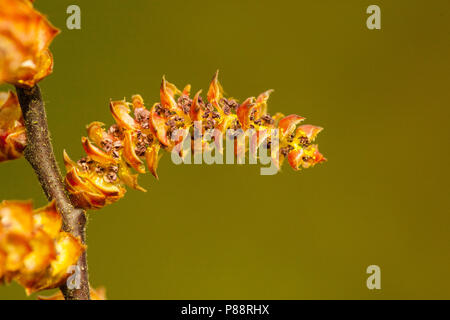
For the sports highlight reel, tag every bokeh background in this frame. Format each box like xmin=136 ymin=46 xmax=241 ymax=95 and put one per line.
xmin=1 ymin=0 xmax=450 ymax=299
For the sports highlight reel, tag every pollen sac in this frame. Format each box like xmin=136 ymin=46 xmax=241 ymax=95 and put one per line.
xmin=64 ymin=72 xmax=325 ymax=210
xmin=0 ymin=200 xmax=85 ymax=295
xmin=0 ymin=91 xmax=26 ymax=163
xmin=0 ymin=0 xmax=60 ymax=87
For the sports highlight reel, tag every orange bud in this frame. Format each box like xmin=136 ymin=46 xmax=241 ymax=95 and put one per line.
xmin=63 ymin=150 xmax=126 ymax=210
xmin=123 ymin=131 xmax=145 ymax=173
xmin=256 ymin=89 xmax=274 ymax=104
xmin=82 ymin=137 xmax=117 ymax=165
xmin=189 ymin=90 xmax=204 ymax=122
xmin=182 ymin=84 xmax=191 ymax=96
xmin=0 ymin=91 xmax=26 ymax=163
xmin=295 ymin=124 xmax=323 ymax=142
xmin=278 ymin=114 xmax=305 ymax=138
xmin=131 ymin=94 xmax=144 ymax=110
xmin=110 ymin=100 xmax=139 ymax=130
xmin=150 ymin=104 xmax=170 ymax=147
xmin=32 ymin=201 xmax=62 ymax=239
xmin=145 ymin=144 xmax=161 ymax=180
xmin=86 ymin=122 xmax=109 ymax=146
xmin=0 ymin=0 xmax=60 ymax=87
xmin=215 ymin=113 xmax=237 ymax=134
xmin=160 ymin=76 xmax=181 ymax=111
xmin=236 ymin=97 xmax=256 ymax=131
xmin=207 ymin=70 xmax=223 ymax=108
xmin=287 ymin=144 xmax=326 ymax=170
xmin=25 ymin=232 xmax=84 ymax=294
xmin=118 ymin=164 xmax=146 ymax=192
xmin=256 ymin=89 xmax=274 ymax=115
xmin=0 ymin=200 xmax=85 ymax=294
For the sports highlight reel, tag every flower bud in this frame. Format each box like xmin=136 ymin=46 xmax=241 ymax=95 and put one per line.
xmin=0 ymin=91 xmax=26 ymax=163
xmin=0 ymin=0 xmax=60 ymax=87
xmin=0 ymin=200 xmax=85 ymax=294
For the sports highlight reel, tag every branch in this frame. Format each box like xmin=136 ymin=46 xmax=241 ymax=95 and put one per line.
xmin=15 ymin=85 xmax=90 ymax=300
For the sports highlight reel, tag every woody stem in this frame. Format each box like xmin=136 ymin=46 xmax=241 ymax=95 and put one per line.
xmin=15 ymin=84 xmax=90 ymax=300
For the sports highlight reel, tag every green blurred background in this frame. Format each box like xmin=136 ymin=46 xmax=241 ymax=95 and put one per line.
xmin=1 ymin=0 xmax=450 ymax=299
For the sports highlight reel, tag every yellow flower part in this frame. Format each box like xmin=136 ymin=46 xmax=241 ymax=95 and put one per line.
xmin=0 ymin=91 xmax=26 ymax=163
xmin=0 ymin=200 xmax=85 ymax=295
xmin=64 ymin=72 xmax=326 ymax=210
xmin=0 ymin=0 xmax=60 ymax=87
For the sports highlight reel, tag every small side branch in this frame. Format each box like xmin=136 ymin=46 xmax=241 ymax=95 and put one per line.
xmin=15 ymin=85 xmax=90 ymax=300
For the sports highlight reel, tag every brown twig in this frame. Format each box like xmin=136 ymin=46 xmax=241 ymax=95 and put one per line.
xmin=15 ymin=84 xmax=90 ymax=300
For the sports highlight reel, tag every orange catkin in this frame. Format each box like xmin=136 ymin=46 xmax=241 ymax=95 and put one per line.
xmin=64 ymin=72 xmax=326 ymax=210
